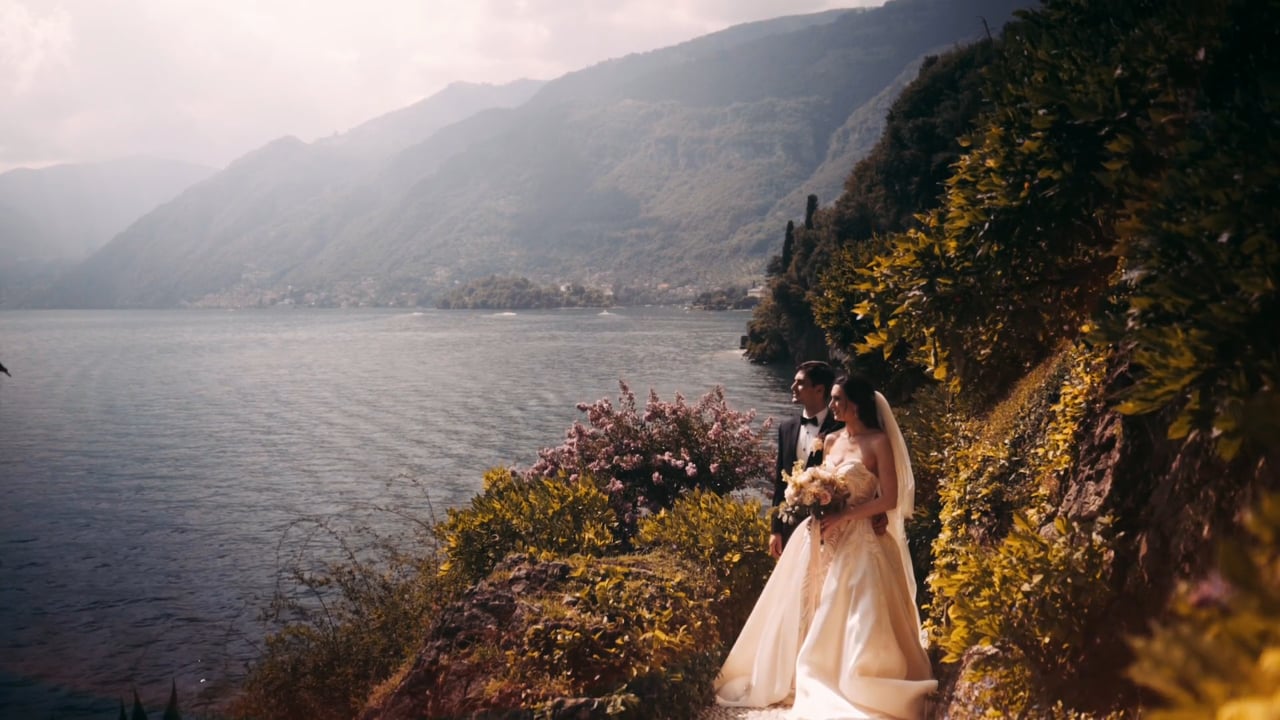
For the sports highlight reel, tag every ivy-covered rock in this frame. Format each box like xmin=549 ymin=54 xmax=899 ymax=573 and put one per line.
xmin=360 ymin=553 xmax=723 ymax=720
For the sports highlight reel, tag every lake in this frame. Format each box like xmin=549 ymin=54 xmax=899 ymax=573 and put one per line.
xmin=0 ymin=307 xmax=794 ymax=718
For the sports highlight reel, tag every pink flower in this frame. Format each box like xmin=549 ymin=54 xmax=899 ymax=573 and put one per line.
xmin=522 ymin=382 xmax=773 ymax=526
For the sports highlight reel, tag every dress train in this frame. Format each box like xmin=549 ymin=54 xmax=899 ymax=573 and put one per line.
xmin=714 ymin=461 xmax=936 ymax=720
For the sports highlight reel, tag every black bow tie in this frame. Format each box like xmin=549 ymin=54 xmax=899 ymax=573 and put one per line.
xmin=801 ymin=415 xmax=819 ymax=426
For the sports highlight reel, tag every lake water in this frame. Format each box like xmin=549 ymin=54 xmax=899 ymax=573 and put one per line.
xmin=0 ymin=307 xmax=794 ymax=718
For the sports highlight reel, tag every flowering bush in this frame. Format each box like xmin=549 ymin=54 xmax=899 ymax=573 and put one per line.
xmin=527 ymin=381 xmax=773 ymax=535
xmin=778 ymin=460 xmax=851 ymax=525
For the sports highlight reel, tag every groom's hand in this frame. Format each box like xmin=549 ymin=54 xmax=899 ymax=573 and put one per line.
xmin=769 ymin=532 xmax=783 ymax=559
xmin=872 ymin=512 xmax=889 ymax=535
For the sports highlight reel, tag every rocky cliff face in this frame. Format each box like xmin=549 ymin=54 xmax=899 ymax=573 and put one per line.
xmin=937 ymin=359 xmax=1279 ymax=716
xmin=359 ymin=561 xmax=578 ymax=720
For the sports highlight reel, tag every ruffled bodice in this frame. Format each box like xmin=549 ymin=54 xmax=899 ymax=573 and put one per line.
xmin=828 ymin=460 xmax=879 ymax=507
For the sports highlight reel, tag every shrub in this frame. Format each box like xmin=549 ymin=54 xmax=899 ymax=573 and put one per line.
xmin=886 ymin=381 xmax=963 ymax=608
xmin=1096 ymin=0 xmax=1280 ymax=461
xmin=527 ymin=381 xmax=773 ymax=536
xmin=1027 ymin=344 xmax=1109 ymax=520
xmin=1128 ymin=492 xmax=1280 ymax=718
xmin=234 ymin=521 xmax=457 ymax=720
xmin=927 ymin=346 xmax=1118 ymax=715
xmin=502 ymin=554 xmax=721 ymax=719
xmin=936 ymin=514 xmax=1115 ymax=682
xmin=928 ymin=351 xmax=1076 ymax=630
xmin=420 ymin=553 xmax=722 ymax=720
xmin=434 ymin=467 xmax=618 ymax=584
xmin=634 ymin=489 xmax=774 ymax=640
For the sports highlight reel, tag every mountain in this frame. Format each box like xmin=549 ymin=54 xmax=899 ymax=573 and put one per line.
xmin=729 ymin=54 xmax=933 ymax=262
xmin=56 ymin=0 xmax=1030 ymax=308
xmin=316 ymin=79 xmax=545 ymax=161
xmin=0 ymin=156 xmax=213 ymax=264
xmin=36 ymin=78 xmax=547 ymax=309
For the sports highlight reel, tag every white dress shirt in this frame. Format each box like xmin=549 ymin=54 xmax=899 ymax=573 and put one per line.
xmin=796 ymin=408 xmax=829 ymax=461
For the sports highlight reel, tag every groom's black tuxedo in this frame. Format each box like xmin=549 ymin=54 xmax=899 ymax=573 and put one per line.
xmin=772 ymin=411 xmax=844 ymax=546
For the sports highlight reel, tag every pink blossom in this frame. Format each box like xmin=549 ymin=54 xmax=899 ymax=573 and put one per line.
xmin=523 ymin=381 xmax=773 ymax=530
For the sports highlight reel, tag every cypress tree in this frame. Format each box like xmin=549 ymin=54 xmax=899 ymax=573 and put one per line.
xmin=781 ymin=220 xmax=795 ymax=270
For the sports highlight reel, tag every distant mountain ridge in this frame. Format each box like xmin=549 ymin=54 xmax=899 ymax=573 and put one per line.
xmin=44 ymin=0 xmax=1030 ymax=308
xmin=0 ymin=156 xmax=213 ymax=264
xmin=318 ymin=79 xmax=545 ymax=161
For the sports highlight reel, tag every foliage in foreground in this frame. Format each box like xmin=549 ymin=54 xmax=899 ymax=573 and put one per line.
xmin=115 ymin=684 xmax=181 ymax=720
xmin=504 ymin=555 xmax=722 ymax=719
xmin=940 ymin=513 xmax=1115 ymax=711
xmin=1129 ymin=492 xmax=1280 ymax=719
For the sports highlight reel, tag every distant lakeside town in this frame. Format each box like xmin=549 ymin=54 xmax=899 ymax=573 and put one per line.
xmin=182 ymin=273 xmax=764 ymax=311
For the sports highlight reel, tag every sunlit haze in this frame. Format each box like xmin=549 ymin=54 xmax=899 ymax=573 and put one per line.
xmin=0 ymin=0 xmax=886 ymax=172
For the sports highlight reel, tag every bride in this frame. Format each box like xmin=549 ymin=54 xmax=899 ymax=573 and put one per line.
xmin=714 ymin=375 xmax=936 ymax=719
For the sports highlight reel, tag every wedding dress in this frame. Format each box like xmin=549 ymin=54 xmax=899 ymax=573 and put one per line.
xmin=714 ymin=394 xmax=936 ymax=720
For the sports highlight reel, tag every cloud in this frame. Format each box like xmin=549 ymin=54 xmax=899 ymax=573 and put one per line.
xmin=0 ymin=0 xmax=873 ymax=172
xmin=0 ymin=1 xmax=74 ymax=164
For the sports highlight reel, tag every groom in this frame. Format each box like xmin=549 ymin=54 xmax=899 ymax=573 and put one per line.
xmin=769 ymin=360 xmax=842 ymax=559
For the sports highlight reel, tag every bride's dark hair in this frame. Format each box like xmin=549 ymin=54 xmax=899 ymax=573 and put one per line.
xmin=835 ymin=375 xmax=880 ymax=430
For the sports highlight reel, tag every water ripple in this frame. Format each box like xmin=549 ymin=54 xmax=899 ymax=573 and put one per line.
xmin=0 ymin=307 xmax=793 ymax=718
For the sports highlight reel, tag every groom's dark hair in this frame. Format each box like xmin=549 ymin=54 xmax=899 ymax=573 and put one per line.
xmin=797 ymin=360 xmax=836 ymax=400
xmin=836 ymin=375 xmax=881 ymax=430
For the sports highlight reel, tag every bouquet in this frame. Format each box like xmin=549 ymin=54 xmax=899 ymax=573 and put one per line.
xmin=778 ymin=459 xmax=851 ymax=525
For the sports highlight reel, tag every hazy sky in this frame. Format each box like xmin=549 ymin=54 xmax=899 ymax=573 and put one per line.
xmin=1 ymin=0 xmax=887 ymax=173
